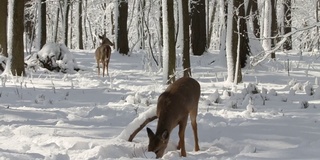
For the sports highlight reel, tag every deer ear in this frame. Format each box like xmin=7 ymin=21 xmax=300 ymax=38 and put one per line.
xmin=147 ymin=127 xmax=155 ymax=138
xmin=161 ymin=130 xmax=169 ymax=140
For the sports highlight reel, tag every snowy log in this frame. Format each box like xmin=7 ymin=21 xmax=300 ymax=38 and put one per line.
xmin=118 ymin=105 xmax=158 ymax=142
xmin=25 ymin=43 xmax=80 ymax=73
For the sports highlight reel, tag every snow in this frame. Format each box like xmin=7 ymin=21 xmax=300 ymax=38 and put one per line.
xmin=1 ymin=49 xmax=320 ymax=159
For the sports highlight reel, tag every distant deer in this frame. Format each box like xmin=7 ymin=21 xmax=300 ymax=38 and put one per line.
xmin=95 ymin=34 xmax=114 ymax=77
xmin=146 ymin=77 xmax=201 ymax=158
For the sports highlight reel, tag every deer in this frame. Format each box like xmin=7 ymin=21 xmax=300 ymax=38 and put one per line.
xmin=146 ymin=77 xmax=201 ymax=158
xmin=95 ymin=34 xmax=114 ymax=77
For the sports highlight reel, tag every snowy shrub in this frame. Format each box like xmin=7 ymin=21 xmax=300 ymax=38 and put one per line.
xmin=225 ymin=100 xmax=237 ymax=109
xmin=281 ymin=95 xmax=288 ymax=102
xmin=304 ymin=81 xmax=314 ymax=96
xmin=207 ymin=89 xmax=221 ymax=104
xmin=260 ymin=87 xmax=269 ymax=103
xmin=268 ymin=89 xmax=277 ymax=96
xmin=314 ymin=87 xmax=320 ymax=98
xmin=289 ymin=88 xmax=295 ymax=96
xmin=221 ymin=90 xmax=231 ymax=99
xmin=125 ymin=95 xmax=136 ymax=104
xmin=300 ymin=101 xmax=309 ymax=109
xmin=25 ymin=43 xmax=80 ymax=73
xmin=291 ymin=82 xmax=303 ymax=91
xmin=246 ymin=83 xmax=259 ymax=94
xmin=288 ymin=78 xmax=297 ymax=86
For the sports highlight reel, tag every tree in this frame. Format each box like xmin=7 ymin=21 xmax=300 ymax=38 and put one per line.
xmin=238 ymin=0 xmax=250 ymax=68
xmin=270 ymin=0 xmax=278 ymax=58
xmin=247 ymin=0 xmax=260 ymax=38
xmin=53 ymin=6 xmax=60 ymax=43
xmin=190 ymin=0 xmax=206 ymax=56
xmin=162 ymin=0 xmax=175 ymax=84
xmin=179 ymin=0 xmax=191 ymax=77
xmin=61 ymin=0 xmax=71 ymax=46
xmin=283 ymin=0 xmax=292 ymax=50
xmin=207 ymin=0 xmax=217 ymax=47
xmin=76 ymin=0 xmax=84 ymax=49
xmin=262 ymin=0 xmax=278 ymax=59
xmin=137 ymin=0 xmax=145 ymax=49
xmin=115 ymin=0 xmax=129 ymax=55
xmin=39 ymin=0 xmax=47 ymax=49
xmin=7 ymin=0 xmax=26 ymax=76
xmin=226 ymin=0 xmax=242 ymax=84
xmin=0 ymin=0 xmax=8 ymax=57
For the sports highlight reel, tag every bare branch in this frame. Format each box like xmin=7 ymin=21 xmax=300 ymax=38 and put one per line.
xmin=251 ymin=22 xmax=320 ymax=66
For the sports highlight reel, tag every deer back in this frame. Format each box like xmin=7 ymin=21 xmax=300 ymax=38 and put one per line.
xmin=95 ymin=44 xmax=111 ymax=62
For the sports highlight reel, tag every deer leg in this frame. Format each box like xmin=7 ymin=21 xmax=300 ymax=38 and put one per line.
xmin=106 ymin=48 xmax=111 ymax=76
xmin=190 ymin=108 xmax=200 ymax=151
xmin=178 ymin=116 xmax=188 ymax=157
xmin=97 ymin=59 xmax=100 ymax=76
xmin=106 ymin=59 xmax=109 ymax=76
xmin=102 ymin=61 xmax=106 ymax=77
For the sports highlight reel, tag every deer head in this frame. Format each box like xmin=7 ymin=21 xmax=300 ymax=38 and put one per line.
xmin=98 ymin=33 xmax=114 ymax=46
xmin=147 ymin=128 xmax=169 ymax=158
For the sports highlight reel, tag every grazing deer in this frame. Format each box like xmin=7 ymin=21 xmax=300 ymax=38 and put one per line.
xmin=95 ymin=34 xmax=114 ymax=77
xmin=147 ymin=77 xmax=200 ymax=158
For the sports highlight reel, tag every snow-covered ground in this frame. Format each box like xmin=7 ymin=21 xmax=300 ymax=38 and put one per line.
xmin=1 ymin=49 xmax=320 ymax=160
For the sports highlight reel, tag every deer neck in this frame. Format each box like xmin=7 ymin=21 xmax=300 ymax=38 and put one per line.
xmin=155 ymin=115 xmax=177 ymax=136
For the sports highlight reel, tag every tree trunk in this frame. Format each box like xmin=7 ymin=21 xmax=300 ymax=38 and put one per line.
xmin=226 ymin=0 xmax=242 ymax=83
xmin=238 ymin=0 xmax=250 ymax=68
xmin=270 ymin=0 xmax=277 ymax=58
xmin=190 ymin=0 xmax=206 ymax=56
xmin=77 ymin=0 xmax=84 ymax=49
xmin=62 ymin=0 xmax=70 ymax=46
xmin=68 ymin=3 xmax=73 ymax=49
xmin=39 ymin=0 xmax=47 ymax=49
xmin=208 ymin=0 xmax=217 ymax=48
xmin=159 ymin=0 xmax=163 ymax=47
xmin=8 ymin=0 xmax=26 ymax=76
xmin=137 ymin=0 xmax=145 ymax=49
xmin=247 ymin=0 xmax=260 ymax=38
xmin=162 ymin=0 xmax=175 ymax=84
xmin=179 ymin=0 xmax=191 ymax=77
xmin=283 ymin=0 xmax=292 ymax=50
xmin=0 ymin=0 xmax=8 ymax=57
xmin=53 ymin=7 xmax=59 ymax=43
xmin=115 ymin=0 xmax=129 ymax=55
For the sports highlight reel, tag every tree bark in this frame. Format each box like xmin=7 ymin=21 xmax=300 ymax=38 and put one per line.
xmin=62 ymin=0 xmax=70 ymax=46
xmin=77 ymin=0 xmax=84 ymax=49
xmin=191 ymin=0 xmax=206 ymax=56
xmin=238 ymin=0 xmax=250 ymax=68
xmin=282 ymin=0 xmax=292 ymax=50
xmin=162 ymin=0 xmax=175 ymax=84
xmin=179 ymin=0 xmax=191 ymax=77
xmin=0 ymin=0 xmax=8 ymax=57
xmin=226 ymin=0 xmax=242 ymax=83
xmin=208 ymin=0 xmax=217 ymax=47
xmin=39 ymin=0 xmax=47 ymax=49
xmin=270 ymin=0 xmax=278 ymax=58
xmin=9 ymin=0 xmax=26 ymax=76
xmin=116 ymin=0 xmax=129 ymax=55
xmin=247 ymin=0 xmax=260 ymax=38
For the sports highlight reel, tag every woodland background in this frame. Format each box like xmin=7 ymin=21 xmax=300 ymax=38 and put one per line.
xmin=0 ymin=0 xmax=320 ymax=83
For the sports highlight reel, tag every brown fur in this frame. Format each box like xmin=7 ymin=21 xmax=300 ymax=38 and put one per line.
xmin=95 ymin=34 xmax=114 ymax=77
xmin=147 ymin=77 xmax=200 ymax=158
